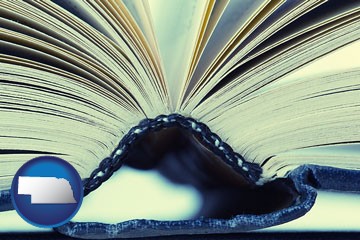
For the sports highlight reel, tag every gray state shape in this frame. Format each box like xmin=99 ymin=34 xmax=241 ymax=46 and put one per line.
xmin=18 ymin=176 xmax=77 ymax=204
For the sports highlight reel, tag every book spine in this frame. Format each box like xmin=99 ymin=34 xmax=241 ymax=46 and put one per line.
xmin=83 ymin=114 xmax=263 ymax=195
xmin=0 ymin=190 xmax=12 ymax=211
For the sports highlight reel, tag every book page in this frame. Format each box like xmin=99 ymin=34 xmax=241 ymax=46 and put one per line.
xmin=194 ymin=12 xmax=360 ymax=116
xmin=0 ymin=0 xmax=161 ymax=190
xmin=205 ymin=0 xmax=324 ymax=89
xmin=191 ymin=38 xmax=360 ymax=179
xmin=193 ymin=0 xmax=229 ymax=63
xmin=181 ymin=0 xmax=286 ymax=111
xmin=122 ymin=0 xmax=163 ymax=61
xmin=0 ymin=59 xmax=141 ymax=190
xmin=181 ymin=1 xmax=359 ymax=114
xmin=247 ymin=0 xmax=360 ymax=62
xmin=148 ymin=0 xmax=210 ymax=110
xmin=185 ymin=0 xmax=217 ymax=98
xmin=46 ymin=0 xmax=170 ymax=114
xmin=187 ymin=0 xmax=270 ymax=95
xmin=122 ymin=0 xmax=155 ymax=43
xmin=263 ymin=40 xmax=360 ymax=90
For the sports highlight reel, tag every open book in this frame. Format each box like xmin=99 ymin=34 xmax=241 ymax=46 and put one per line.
xmin=0 ymin=0 xmax=359 ymax=238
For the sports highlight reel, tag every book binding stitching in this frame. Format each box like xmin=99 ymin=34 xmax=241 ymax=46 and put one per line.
xmin=83 ymin=113 xmax=263 ymax=196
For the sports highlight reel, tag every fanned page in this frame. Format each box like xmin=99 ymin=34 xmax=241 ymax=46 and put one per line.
xmin=0 ymin=0 xmax=359 ymax=215
xmin=148 ymin=0 xmax=213 ymax=108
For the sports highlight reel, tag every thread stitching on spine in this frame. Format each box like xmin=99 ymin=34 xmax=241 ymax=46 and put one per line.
xmin=83 ymin=114 xmax=263 ymax=196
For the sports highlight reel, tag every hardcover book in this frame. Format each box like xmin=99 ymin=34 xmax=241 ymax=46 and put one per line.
xmin=0 ymin=0 xmax=359 ymax=238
